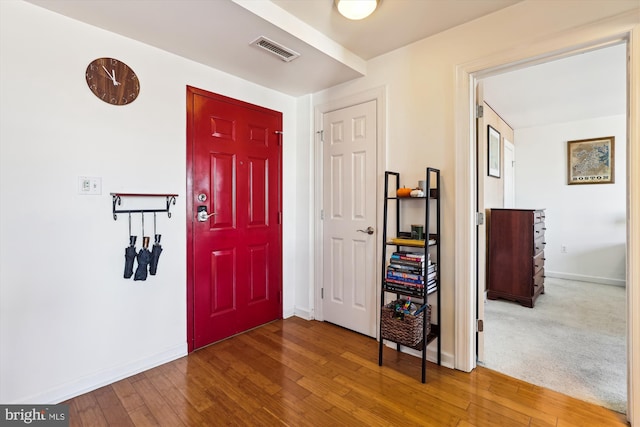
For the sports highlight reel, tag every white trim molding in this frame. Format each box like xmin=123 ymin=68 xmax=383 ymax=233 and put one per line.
xmin=545 ymin=271 xmax=626 ymax=287
xmin=626 ymin=23 xmax=640 ymax=425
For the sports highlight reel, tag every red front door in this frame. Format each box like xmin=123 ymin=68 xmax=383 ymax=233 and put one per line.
xmin=187 ymin=87 xmax=282 ymax=351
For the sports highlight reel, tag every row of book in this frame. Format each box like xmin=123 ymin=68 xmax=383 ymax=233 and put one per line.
xmin=384 ymin=251 xmax=437 ymax=296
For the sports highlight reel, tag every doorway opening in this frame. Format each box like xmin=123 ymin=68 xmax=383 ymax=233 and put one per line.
xmin=472 ymin=41 xmax=629 ymax=413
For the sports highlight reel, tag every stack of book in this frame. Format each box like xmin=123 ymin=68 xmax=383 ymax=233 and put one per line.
xmin=384 ymin=251 xmax=438 ymax=296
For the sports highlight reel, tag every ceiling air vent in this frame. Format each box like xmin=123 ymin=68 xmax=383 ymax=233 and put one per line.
xmin=250 ymin=36 xmax=300 ymax=62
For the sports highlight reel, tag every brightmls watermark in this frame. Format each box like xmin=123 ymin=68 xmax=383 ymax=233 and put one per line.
xmin=0 ymin=405 xmax=68 ymax=426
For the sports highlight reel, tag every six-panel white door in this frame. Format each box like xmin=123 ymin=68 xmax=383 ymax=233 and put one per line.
xmin=322 ymin=100 xmax=377 ymax=337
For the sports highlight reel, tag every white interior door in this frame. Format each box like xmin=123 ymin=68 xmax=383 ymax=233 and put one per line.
xmin=503 ymin=139 xmax=515 ymax=208
xmin=322 ymin=100 xmax=377 ymax=337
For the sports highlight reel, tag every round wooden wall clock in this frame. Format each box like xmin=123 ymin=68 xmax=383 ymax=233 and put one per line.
xmin=85 ymin=58 xmax=140 ymax=105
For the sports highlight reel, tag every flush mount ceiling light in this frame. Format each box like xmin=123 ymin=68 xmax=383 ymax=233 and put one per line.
xmin=335 ymin=0 xmax=378 ymax=20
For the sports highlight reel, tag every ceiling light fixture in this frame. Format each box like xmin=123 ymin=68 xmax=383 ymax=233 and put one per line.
xmin=335 ymin=0 xmax=378 ymax=20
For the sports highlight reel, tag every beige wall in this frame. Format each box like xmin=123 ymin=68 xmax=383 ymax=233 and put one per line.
xmin=478 ymin=102 xmax=514 ymax=294
xmin=482 ymin=102 xmax=514 ymax=210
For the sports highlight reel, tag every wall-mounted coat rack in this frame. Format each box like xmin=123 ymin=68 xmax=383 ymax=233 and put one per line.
xmin=111 ymin=193 xmax=178 ymax=220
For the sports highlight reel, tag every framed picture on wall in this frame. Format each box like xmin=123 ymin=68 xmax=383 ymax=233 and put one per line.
xmin=567 ymin=136 xmax=615 ymax=185
xmin=488 ymin=125 xmax=501 ymax=178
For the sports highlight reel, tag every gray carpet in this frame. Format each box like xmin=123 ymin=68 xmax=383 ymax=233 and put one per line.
xmin=482 ymin=277 xmax=626 ymax=413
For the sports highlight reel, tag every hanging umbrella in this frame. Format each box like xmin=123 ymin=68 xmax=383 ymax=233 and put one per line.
xmin=149 ymin=213 xmax=162 ymax=275
xmin=134 ymin=236 xmax=151 ymax=281
xmin=149 ymin=234 xmax=162 ymax=275
xmin=124 ymin=214 xmax=137 ymax=279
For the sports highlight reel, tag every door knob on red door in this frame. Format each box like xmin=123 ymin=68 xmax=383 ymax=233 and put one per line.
xmin=197 ymin=205 xmax=216 ymax=222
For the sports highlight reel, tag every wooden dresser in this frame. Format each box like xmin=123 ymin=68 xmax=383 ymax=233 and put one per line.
xmin=487 ymin=208 xmax=546 ymax=308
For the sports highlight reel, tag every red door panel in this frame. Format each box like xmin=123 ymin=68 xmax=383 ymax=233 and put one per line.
xmin=211 ymin=153 xmax=236 ymax=229
xmin=187 ymin=87 xmax=282 ymax=350
xmin=248 ymin=157 xmax=267 ymax=226
xmin=248 ymin=244 xmax=268 ymax=301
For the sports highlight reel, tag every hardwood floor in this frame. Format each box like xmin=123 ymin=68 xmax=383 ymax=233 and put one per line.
xmin=64 ymin=317 xmax=628 ymax=426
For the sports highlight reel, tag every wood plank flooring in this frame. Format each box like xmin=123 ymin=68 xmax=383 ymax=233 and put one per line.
xmin=64 ymin=317 xmax=628 ymax=426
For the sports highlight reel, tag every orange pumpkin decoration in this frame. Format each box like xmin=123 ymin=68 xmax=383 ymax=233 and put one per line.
xmin=397 ymin=187 xmax=412 ymax=197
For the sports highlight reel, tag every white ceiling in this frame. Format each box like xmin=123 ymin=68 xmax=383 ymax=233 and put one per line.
xmin=24 ymin=0 xmax=626 ymax=128
xmin=270 ymin=0 xmax=522 ymax=60
xmin=483 ymin=43 xmax=627 ymax=129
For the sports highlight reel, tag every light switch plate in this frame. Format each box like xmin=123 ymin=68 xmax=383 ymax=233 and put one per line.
xmin=78 ymin=176 xmax=102 ymax=195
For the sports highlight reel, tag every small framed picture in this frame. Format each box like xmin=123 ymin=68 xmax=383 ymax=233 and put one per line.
xmin=567 ymin=136 xmax=615 ymax=185
xmin=487 ymin=125 xmax=501 ymax=178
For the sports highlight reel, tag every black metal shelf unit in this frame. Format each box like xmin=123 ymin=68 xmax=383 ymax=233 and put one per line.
xmin=378 ymin=167 xmax=441 ymax=383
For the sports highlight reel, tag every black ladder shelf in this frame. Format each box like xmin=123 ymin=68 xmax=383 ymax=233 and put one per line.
xmin=378 ymin=167 xmax=441 ymax=383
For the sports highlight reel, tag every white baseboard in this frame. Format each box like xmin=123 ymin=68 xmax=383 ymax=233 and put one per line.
xmin=383 ymin=341 xmax=455 ymax=369
xmin=11 ymin=343 xmax=188 ymax=405
xmin=546 ymin=271 xmax=626 ymax=287
xmin=292 ymin=307 xmax=312 ymax=320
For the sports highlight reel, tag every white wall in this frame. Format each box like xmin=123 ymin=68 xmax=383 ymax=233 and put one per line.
xmin=515 ymin=115 xmax=627 ymax=285
xmin=292 ymin=94 xmax=314 ymax=319
xmin=0 ymin=0 xmax=304 ymax=404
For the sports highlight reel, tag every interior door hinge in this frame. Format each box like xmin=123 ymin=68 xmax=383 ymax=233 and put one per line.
xmin=477 ymin=319 xmax=484 ymax=332
xmin=321 ymin=288 xmax=324 ymax=299
xmin=320 ymin=209 xmax=324 ymax=220
xmin=278 ymin=211 xmax=282 ymax=224
xmin=476 ymin=212 xmax=484 ymax=225
xmin=275 ymin=130 xmax=283 ymax=146
xmin=476 ymin=105 xmax=484 ymax=118
xmin=317 ymin=130 xmax=324 ymax=142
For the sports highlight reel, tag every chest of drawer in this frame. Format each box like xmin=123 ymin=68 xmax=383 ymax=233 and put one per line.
xmin=533 ymin=252 xmax=545 ymax=275
xmin=533 ymin=268 xmax=545 ymax=296
xmin=534 ymin=236 xmax=545 ymax=256
xmin=534 ymin=221 xmax=546 ymax=239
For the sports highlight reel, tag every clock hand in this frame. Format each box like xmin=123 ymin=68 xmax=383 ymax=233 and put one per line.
xmin=101 ymin=66 xmax=121 ymax=86
xmin=102 ymin=65 xmax=115 ymax=83
xmin=110 ymin=69 xmax=121 ymax=86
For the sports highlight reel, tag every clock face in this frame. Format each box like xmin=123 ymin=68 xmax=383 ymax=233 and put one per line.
xmin=85 ymin=58 xmax=140 ymax=105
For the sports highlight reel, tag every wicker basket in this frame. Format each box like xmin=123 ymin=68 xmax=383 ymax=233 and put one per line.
xmin=380 ymin=300 xmax=431 ymax=350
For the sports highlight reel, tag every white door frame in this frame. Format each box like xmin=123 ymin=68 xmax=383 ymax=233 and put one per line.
xmin=454 ymin=18 xmax=639 ymax=423
xmin=313 ymin=87 xmax=387 ymax=333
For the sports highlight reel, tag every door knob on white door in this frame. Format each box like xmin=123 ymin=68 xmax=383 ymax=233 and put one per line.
xmin=357 ymin=226 xmax=375 ymax=235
